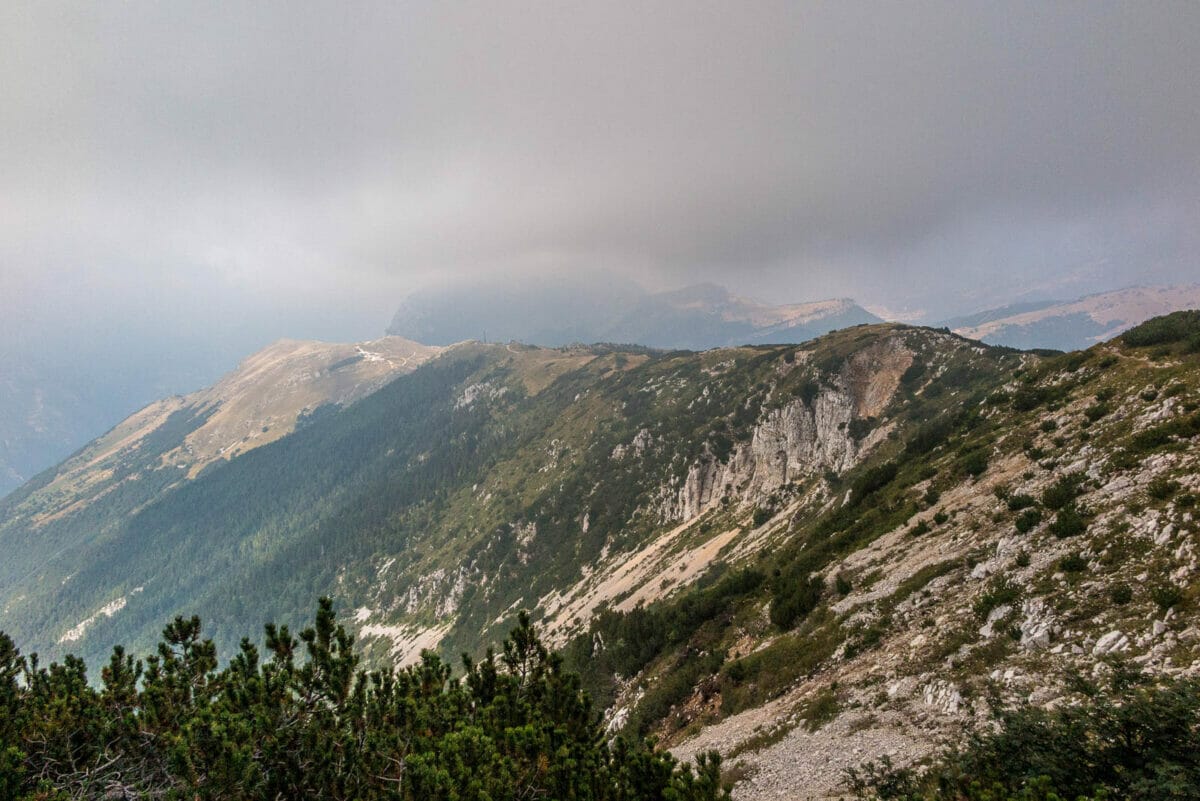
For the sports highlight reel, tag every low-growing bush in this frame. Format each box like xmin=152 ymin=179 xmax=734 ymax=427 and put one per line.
xmin=974 ymin=577 xmax=1020 ymax=621
xmin=1006 ymin=493 xmax=1036 ymax=512
xmin=798 ymin=687 xmax=840 ymax=732
xmin=769 ymin=573 xmax=823 ymax=629
xmin=1048 ymin=504 xmax=1088 ymax=538
xmin=720 ymin=619 xmax=842 ymax=715
xmin=960 ymin=448 xmax=989 ymax=478
xmin=1058 ymin=553 xmax=1087 ymax=573
xmin=1041 ymin=473 xmax=1085 ymax=510
xmin=1128 ymin=411 xmax=1200 ymax=453
xmin=1109 ymin=583 xmax=1133 ymax=605
xmin=847 ymin=667 xmax=1200 ymax=800
xmin=1151 ymin=582 xmax=1183 ymax=612
xmin=0 ymin=602 xmax=731 ymax=801
xmin=1147 ymin=476 xmax=1181 ymax=500
xmin=1014 ymin=508 xmax=1042 ymax=534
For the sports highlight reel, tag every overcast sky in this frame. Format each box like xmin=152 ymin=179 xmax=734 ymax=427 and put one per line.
xmin=2 ymin=0 xmax=1199 ymax=356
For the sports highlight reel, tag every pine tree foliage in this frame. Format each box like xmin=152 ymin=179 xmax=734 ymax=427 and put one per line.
xmin=0 ymin=601 xmax=728 ymax=801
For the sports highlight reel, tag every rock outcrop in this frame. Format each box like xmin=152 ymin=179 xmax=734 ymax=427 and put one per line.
xmin=663 ymin=337 xmax=913 ymax=520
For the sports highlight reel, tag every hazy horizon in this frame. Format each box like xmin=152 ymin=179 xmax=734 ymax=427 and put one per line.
xmin=4 ymin=2 xmax=1200 ymax=350
xmin=2 ymin=1 xmax=1200 ymax=490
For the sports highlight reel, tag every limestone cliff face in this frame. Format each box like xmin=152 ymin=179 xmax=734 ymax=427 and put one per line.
xmin=663 ymin=336 xmax=913 ymax=521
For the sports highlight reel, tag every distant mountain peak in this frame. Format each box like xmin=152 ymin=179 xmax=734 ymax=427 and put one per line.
xmin=5 ymin=335 xmax=441 ymax=523
xmin=387 ymin=278 xmax=879 ymax=349
xmin=949 ymin=284 xmax=1200 ymax=350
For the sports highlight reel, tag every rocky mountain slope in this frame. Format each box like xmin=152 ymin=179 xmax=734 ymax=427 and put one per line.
xmin=387 ymin=277 xmax=879 ymax=349
xmin=3 ymin=313 xmax=1200 ymax=798
xmin=949 ymin=284 xmax=1200 ymax=350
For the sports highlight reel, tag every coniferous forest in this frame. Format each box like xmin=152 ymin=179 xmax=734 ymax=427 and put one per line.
xmin=0 ymin=601 xmax=727 ymax=801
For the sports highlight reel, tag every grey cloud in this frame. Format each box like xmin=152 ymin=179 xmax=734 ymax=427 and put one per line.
xmin=1 ymin=0 xmax=1199 ymax=330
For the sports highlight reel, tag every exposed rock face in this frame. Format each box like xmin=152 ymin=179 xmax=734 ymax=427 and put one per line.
xmin=612 ymin=428 xmax=653 ymax=460
xmin=664 ymin=337 xmax=913 ymax=520
xmin=1019 ymin=598 xmax=1057 ymax=651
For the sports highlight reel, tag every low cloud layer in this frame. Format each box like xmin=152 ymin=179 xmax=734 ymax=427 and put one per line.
xmin=2 ymin=1 xmax=1199 ymax=343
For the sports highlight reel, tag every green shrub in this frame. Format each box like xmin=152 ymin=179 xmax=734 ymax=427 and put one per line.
xmin=1014 ymin=508 xmax=1043 ymax=534
xmin=884 ymin=561 xmax=957 ymax=611
xmin=799 ymin=380 xmax=820 ymax=405
xmin=1006 ymin=493 xmax=1036 ymax=512
xmin=769 ymin=573 xmax=823 ymax=629
xmin=1042 ymin=473 xmax=1085 ymax=510
xmin=906 ymin=418 xmax=955 ymax=456
xmin=974 ymin=577 xmax=1020 ymax=620
xmin=961 ymin=448 xmax=989 ymax=478
xmin=1048 ymin=504 xmax=1087 ymax=538
xmin=900 ymin=361 xmax=927 ymax=387
xmin=847 ymin=417 xmax=875 ymax=441
xmin=1109 ymin=583 xmax=1133 ymax=605
xmin=1151 ymin=583 xmax=1183 ymax=612
xmin=631 ymin=649 xmax=724 ymax=734
xmin=1129 ymin=412 xmax=1200 ymax=453
xmin=0 ymin=602 xmax=731 ymax=801
xmin=798 ymin=687 xmax=840 ymax=732
xmin=1058 ymin=553 xmax=1088 ymax=573
xmin=847 ymin=667 xmax=1200 ymax=801
xmin=1012 ymin=386 xmax=1049 ymax=411
xmin=1147 ymin=476 xmax=1181 ymax=500
xmin=720 ymin=620 xmax=841 ymax=715
xmin=851 ymin=460 xmax=900 ymax=503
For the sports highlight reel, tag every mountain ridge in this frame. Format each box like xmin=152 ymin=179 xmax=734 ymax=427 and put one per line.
xmin=949 ymin=284 xmax=1200 ymax=350
xmin=4 ymin=313 xmax=1200 ymax=798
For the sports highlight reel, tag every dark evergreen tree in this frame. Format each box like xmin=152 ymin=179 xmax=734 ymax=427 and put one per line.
xmin=0 ymin=601 xmax=729 ymax=801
